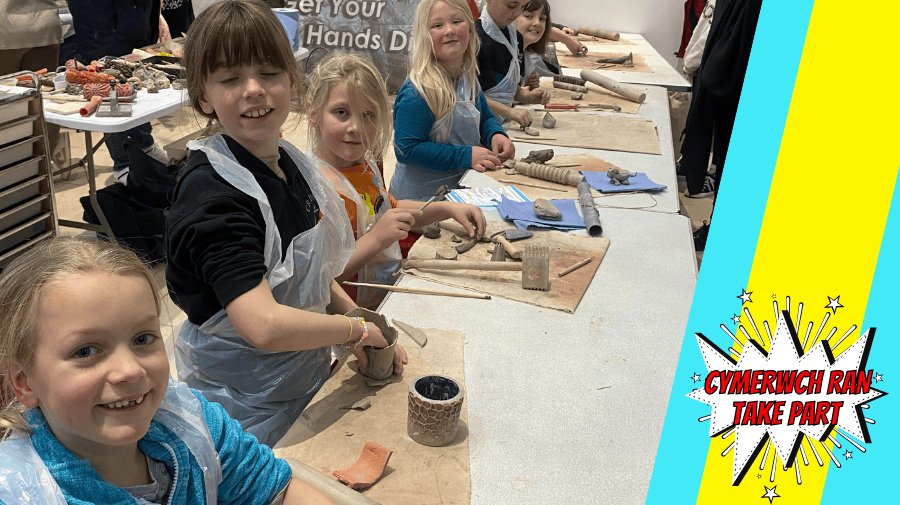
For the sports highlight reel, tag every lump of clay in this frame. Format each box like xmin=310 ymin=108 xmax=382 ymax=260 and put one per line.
xmin=522 ymin=126 xmax=540 ymax=136
xmin=607 ymin=167 xmax=637 ymax=186
xmin=542 ymin=112 xmax=556 ymax=129
xmin=571 ymin=92 xmax=583 ymax=100
xmin=533 ymin=198 xmax=563 ymax=221
xmin=423 ymin=223 xmax=441 ymax=239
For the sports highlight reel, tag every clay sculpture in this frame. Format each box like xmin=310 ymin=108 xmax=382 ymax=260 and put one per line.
xmin=408 ymin=375 xmax=465 ymax=447
xmin=423 ymin=222 xmax=441 ymax=239
xmin=522 ymin=149 xmax=555 ymax=164
xmin=533 ymin=198 xmax=563 ymax=220
xmin=542 ymin=112 xmax=557 ymax=129
xmin=607 ymin=167 xmax=637 ymax=185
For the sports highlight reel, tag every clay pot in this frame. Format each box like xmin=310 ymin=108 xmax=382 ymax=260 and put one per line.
xmin=407 ymin=375 xmax=465 ymax=447
xmin=345 ymin=307 xmax=397 ymax=380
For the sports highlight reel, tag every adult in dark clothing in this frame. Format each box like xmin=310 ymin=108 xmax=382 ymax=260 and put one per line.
xmin=66 ymin=0 xmax=168 ymax=183
xmin=680 ymin=0 xmax=763 ymax=202
xmin=162 ymin=0 xmax=195 ymax=37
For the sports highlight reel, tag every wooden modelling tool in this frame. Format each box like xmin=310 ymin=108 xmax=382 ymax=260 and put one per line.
xmin=580 ymin=69 xmax=646 ymax=104
xmin=418 ymin=185 xmax=450 ymax=211
xmin=577 ymin=26 xmax=620 ymax=40
xmin=401 ymin=246 xmax=551 ymax=291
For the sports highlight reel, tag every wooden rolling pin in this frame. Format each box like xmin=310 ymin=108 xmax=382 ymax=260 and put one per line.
xmin=580 ymin=69 xmax=646 ymax=104
xmin=402 ymin=259 xmax=523 ymax=271
xmin=578 ymin=26 xmax=620 ymax=41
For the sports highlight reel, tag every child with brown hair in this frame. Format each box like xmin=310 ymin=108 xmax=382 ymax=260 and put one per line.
xmin=0 ymin=236 xmax=333 ymax=504
xmin=305 ymin=53 xmax=486 ymax=307
xmin=165 ymin=0 xmax=406 ymax=447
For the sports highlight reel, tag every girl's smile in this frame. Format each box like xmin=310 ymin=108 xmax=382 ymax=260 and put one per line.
xmin=517 ymin=6 xmax=546 ymax=47
xmin=428 ymin=1 xmax=471 ymax=74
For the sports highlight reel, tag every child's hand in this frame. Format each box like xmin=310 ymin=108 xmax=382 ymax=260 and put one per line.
xmin=371 ymin=208 xmax=419 ymax=248
xmin=511 ymin=108 xmax=532 ymax=128
xmin=520 ymin=88 xmax=548 ymax=105
xmin=446 ymin=203 xmax=486 ymax=239
xmin=525 ymin=72 xmax=541 ymax=90
xmin=393 ymin=343 xmax=408 ymax=375
xmin=565 ymin=38 xmax=586 ymax=55
xmin=562 ymin=26 xmax=577 ymax=36
xmin=351 ymin=324 xmax=387 ymax=369
xmin=491 ymin=134 xmax=515 ymax=161
xmin=471 ymin=146 xmax=501 ymax=172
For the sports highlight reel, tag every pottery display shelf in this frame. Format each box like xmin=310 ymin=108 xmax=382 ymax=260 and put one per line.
xmin=559 ymin=32 xmax=691 ymax=92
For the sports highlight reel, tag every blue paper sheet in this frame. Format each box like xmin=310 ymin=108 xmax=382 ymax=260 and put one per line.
xmin=581 ymin=171 xmax=667 ymax=193
xmin=497 ymin=195 xmax=585 ymax=230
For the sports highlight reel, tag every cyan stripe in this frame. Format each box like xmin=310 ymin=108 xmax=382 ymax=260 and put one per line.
xmin=646 ymin=1 xmax=814 ymax=501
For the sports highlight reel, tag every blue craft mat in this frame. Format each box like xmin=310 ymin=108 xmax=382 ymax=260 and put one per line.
xmin=581 ymin=171 xmax=666 ymax=193
xmin=497 ymin=195 xmax=585 ymax=230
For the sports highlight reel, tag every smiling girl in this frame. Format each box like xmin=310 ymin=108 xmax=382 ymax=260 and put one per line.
xmin=165 ymin=0 xmax=405 ymax=448
xmin=516 ymin=0 xmax=560 ymax=89
xmin=305 ymin=53 xmax=486 ymax=307
xmin=0 ymin=236 xmax=334 ymax=504
xmin=391 ymin=0 xmax=515 ymax=201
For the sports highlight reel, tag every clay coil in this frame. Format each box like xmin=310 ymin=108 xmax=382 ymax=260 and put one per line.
xmin=553 ymin=74 xmax=587 ymax=86
xmin=552 ymin=81 xmax=588 ymax=93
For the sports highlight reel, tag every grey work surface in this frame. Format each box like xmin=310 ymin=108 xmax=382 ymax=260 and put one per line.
xmin=379 ymin=208 xmax=697 ymax=504
xmin=463 ymin=86 xmax=679 ymax=214
xmin=561 ymin=33 xmax=691 ymax=91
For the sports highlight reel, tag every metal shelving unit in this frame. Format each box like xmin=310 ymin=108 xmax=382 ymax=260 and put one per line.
xmin=0 ymin=72 xmax=59 ymax=269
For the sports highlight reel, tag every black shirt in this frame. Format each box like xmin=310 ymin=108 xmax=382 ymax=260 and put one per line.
xmin=165 ymin=135 xmax=319 ymax=324
xmin=475 ymin=18 xmax=525 ymax=93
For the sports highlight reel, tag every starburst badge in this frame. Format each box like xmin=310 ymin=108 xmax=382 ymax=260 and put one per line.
xmin=687 ymin=294 xmax=888 ymax=486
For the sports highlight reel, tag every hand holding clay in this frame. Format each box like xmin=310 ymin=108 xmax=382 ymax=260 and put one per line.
xmin=491 ymin=133 xmax=515 ymax=161
xmin=351 ymin=323 xmax=387 ymax=370
xmin=510 ymin=108 xmax=532 ymax=128
xmin=563 ymin=36 xmax=585 ymax=55
xmin=471 ymin=146 xmax=500 ymax=172
xmin=393 ymin=344 xmax=408 ymax=375
xmin=371 ymin=208 xmax=420 ymax=249
xmin=520 ymin=87 xmax=549 ymax=105
xmin=525 ymin=72 xmax=540 ymax=90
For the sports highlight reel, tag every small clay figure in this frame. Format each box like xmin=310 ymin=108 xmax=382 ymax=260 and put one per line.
xmin=542 ymin=112 xmax=557 ymax=129
xmin=423 ymin=223 xmax=441 ymax=239
xmin=533 ymin=198 xmax=563 ymax=221
xmin=607 ymin=167 xmax=637 ymax=185
xmin=522 ymin=149 xmax=554 ymax=164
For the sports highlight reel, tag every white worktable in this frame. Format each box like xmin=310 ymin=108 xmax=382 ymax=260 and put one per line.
xmin=461 ymin=85 xmax=680 ymax=214
xmin=560 ymin=32 xmax=691 ymax=92
xmin=379 ymin=206 xmax=697 ymax=504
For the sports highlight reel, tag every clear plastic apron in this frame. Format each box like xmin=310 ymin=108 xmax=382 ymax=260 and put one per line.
xmin=390 ymin=74 xmax=482 ymax=201
xmin=480 ymin=6 xmax=520 ymax=108
xmin=0 ymin=379 xmax=222 ymax=505
xmin=174 ymin=134 xmax=355 ymax=447
xmin=520 ymin=51 xmax=538 ymax=87
xmin=307 ymin=150 xmax=402 ymax=308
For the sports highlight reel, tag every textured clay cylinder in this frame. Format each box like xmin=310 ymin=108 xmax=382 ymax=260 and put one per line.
xmin=345 ymin=307 xmax=397 ymax=380
xmin=407 ymin=375 xmax=465 ymax=447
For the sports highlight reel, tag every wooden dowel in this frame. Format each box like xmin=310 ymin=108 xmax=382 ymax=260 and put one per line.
xmin=401 ymin=259 xmax=523 ymax=271
xmin=510 ymin=137 xmax=558 ymax=143
xmin=342 ymin=281 xmax=491 ymax=300
xmin=558 ymin=257 xmax=593 ymax=277
xmin=497 ymin=178 xmax=568 ymax=192
xmin=580 ymin=69 xmax=646 ymax=104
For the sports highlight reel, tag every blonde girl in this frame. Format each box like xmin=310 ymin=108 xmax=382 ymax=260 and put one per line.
xmin=0 ymin=236 xmax=332 ymax=504
xmin=391 ymin=0 xmax=515 ymax=201
xmin=166 ymin=0 xmax=405 ymax=447
xmin=306 ymin=53 xmax=487 ymax=307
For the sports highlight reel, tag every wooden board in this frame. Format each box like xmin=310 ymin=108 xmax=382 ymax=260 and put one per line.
xmin=508 ymin=113 xmax=662 ymax=155
xmin=275 ymin=328 xmax=470 ymax=505
xmin=403 ymin=222 xmax=610 ymax=313
xmin=539 ymin=80 xmax=642 ymax=113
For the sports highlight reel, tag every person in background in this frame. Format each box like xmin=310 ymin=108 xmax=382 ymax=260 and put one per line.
xmin=0 ymin=0 xmax=65 ymax=164
xmin=475 ymin=0 xmax=549 ymax=128
xmin=162 ymin=0 xmax=195 ymax=38
xmin=516 ymin=0 xmax=558 ymax=90
xmin=391 ymin=0 xmax=514 ymax=201
xmin=66 ymin=0 xmax=170 ymax=185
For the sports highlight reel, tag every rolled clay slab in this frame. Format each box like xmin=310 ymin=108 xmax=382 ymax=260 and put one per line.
xmin=344 ymin=307 xmax=397 ymax=380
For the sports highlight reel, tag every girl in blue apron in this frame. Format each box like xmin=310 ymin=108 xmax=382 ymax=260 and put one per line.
xmin=305 ymin=53 xmax=487 ymax=308
xmin=0 ymin=236 xmax=330 ymax=504
xmin=165 ymin=0 xmax=406 ymax=447
xmin=475 ymin=0 xmax=549 ymax=128
xmin=391 ymin=0 xmax=515 ymax=202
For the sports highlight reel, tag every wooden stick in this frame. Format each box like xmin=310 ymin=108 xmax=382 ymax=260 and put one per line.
xmin=558 ymin=257 xmax=593 ymax=277
xmin=401 ymin=259 xmax=523 ymax=271
xmin=342 ymin=281 xmax=491 ymax=300
xmin=510 ymin=137 xmax=558 ymax=143
xmin=580 ymin=69 xmax=646 ymax=104
xmin=498 ymin=178 xmax=568 ymax=192
xmin=545 ymin=163 xmax=582 ymax=168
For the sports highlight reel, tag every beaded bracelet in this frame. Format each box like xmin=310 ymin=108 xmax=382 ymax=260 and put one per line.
xmin=348 ymin=316 xmax=370 ymax=350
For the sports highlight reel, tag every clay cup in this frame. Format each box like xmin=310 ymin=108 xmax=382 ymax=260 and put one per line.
xmin=345 ymin=307 xmax=398 ymax=380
